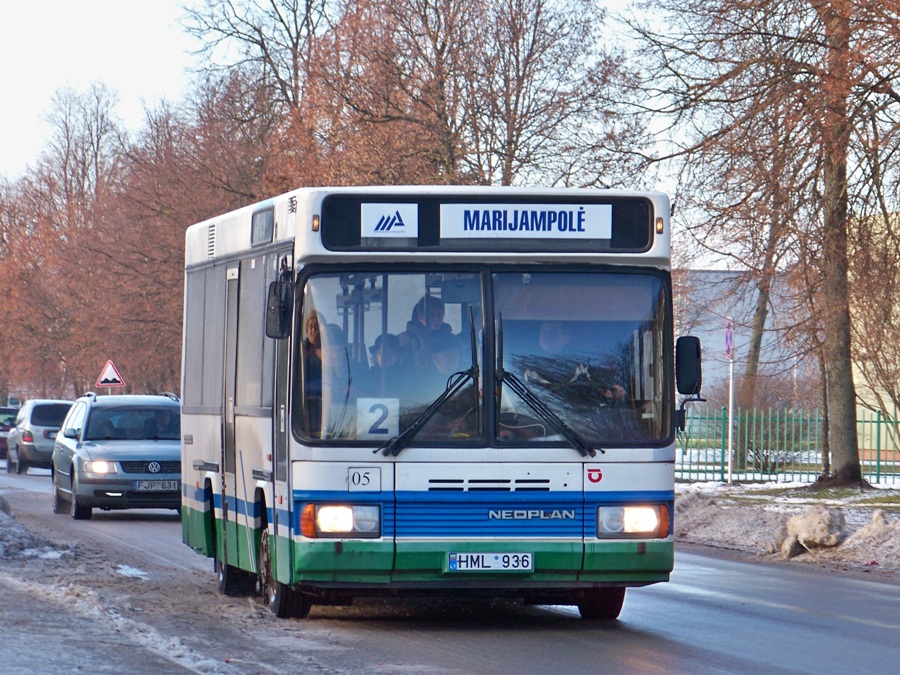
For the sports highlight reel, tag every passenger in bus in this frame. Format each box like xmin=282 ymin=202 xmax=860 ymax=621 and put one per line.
xmin=538 ymin=320 xmax=571 ymax=354
xmin=302 ymin=311 xmax=324 ymax=433
xmin=410 ymin=334 xmax=478 ymax=439
xmin=428 ymin=335 xmax=463 ymax=379
xmin=398 ymin=295 xmax=454 ymax=368
xmin=520 ymin=320 xmax=577 ymax=386
xmin=365 ymin=333 xmax=406 ymax=396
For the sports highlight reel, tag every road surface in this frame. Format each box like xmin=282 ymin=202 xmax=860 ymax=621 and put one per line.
xmin=1 ymin=466 xmax=898 ymax=674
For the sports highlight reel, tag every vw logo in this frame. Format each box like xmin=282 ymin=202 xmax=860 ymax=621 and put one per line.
xmin=148 ymin=461 xmax=161 ymax=474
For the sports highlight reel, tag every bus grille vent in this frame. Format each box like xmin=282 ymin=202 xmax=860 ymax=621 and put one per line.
xmin=428 ymin=478 xmax=551 ymax=492
xmin=207 ymin=223 xmax=216 ymax=258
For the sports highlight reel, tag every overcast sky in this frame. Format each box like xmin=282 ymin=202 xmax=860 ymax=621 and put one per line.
xmin=0 ymin=0 xmax=196 ymax=180
xmin=0 ymin=1 xmax=636 ymax=183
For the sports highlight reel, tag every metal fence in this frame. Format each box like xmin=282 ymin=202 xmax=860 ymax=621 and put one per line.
xmin=676 ymin=406 xmax=900 ymax=485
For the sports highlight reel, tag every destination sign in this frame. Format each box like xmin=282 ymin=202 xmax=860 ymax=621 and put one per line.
xmin=440 ymin=203 xmax=611 ymax=239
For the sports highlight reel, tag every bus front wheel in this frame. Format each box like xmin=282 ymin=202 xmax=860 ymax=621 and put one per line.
xmin=578 ymin=587 xmax=626 ymax=620
xmin=259 ymin=523 xmax=311 ymax=619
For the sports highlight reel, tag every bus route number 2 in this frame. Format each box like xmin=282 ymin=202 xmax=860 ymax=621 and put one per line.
xmin=348 ymin=466 xmax=382 ymax=492
xmin=356 ymin=397 xmax=400 ymax=440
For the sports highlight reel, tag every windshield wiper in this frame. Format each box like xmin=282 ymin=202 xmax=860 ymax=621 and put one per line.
xmin=496 ymin=314 xmax=600 ymax=457
xmin=378 ymin=307 xmax=480 ymax=457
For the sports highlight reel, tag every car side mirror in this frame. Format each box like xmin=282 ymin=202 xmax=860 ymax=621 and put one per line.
xmin=63 ymin=428 xmax=78 ymax=439
xmin=265 ymin=280 xmax=294 ymax=339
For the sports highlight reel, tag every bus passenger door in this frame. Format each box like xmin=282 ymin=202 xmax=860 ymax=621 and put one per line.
xmin=222 ymin=265 xmax=242 ymax=568
xmin=271 ymin=331 xmax=292 ymax=584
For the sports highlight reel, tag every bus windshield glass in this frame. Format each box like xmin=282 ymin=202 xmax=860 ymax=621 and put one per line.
xmin=494 ymin=271 xmax=670 ymax=445
xmin=295 ymin=268 xmax=670 ymax=446
xmin=296 ymin=271 xmax=482 ymax=443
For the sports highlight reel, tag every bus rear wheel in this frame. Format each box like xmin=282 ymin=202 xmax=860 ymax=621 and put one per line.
xmin=216 ymin=554 xmax=256 ymax=596
xmin=578 ymin=587 xmax=626 ymax=620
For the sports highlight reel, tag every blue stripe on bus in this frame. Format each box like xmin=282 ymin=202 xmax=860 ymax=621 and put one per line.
xmin=186 ymin=484 xmax=674 ymax=538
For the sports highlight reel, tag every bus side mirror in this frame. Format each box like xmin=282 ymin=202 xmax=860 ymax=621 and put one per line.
xmin=266 ymin=280 xmax=294 ymax=339
xmin=675 ymin=336 xmax=702 ymax=396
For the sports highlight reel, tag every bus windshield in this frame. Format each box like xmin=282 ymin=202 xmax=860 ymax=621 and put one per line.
xmin=294 ymin=268 xmax=670 ymax=446
xmin=494 ymin=271 xmax=669 ymax=445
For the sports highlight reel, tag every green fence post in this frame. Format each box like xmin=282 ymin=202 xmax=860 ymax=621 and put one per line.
xmin=720 ymin=406 xmax=727 ymax=482
xmin=875 ymin=409 xmax=882 ymax=483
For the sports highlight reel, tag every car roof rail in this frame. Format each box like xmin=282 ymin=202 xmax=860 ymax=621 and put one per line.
xmin=160 ymin=391 xmax=180 ymax=402
xmin=82 ymin=391 xmax=97 ymax=399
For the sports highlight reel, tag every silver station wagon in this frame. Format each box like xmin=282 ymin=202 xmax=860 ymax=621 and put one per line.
xmin=51 ymin=392 xmax=181 ymax=519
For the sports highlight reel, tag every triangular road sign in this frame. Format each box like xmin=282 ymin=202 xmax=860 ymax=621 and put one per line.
xmin=96 ymin=360 xmax=125 ymax=388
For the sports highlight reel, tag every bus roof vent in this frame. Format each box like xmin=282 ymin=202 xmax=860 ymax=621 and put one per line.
xmin=207 ymin=223 xmax=216 ymax=259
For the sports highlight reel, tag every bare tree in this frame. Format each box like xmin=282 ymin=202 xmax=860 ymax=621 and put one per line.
xmin=631 ymin=0 xmax=900 ymax=485
xmin=471 ymin=0 xmax=645 ymax=186
xmin=0 ymin=85 xmax=125 ymax=397
xmin=182 ymin=0 xmax=333 ymax=111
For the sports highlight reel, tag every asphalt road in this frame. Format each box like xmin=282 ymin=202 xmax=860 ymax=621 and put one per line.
xmin=2 ymin=465 xmax=899 ymax=674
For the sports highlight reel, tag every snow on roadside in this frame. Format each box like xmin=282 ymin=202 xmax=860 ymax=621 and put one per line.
xmin=0 ymin=496 xmax=70 ymax=559
xmin=1 ymin=498 xmax=228 ymax=673
xmin=675 ymin=481 xmax=900 ymax=577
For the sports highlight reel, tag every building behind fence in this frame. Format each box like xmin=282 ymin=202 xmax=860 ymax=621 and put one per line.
xmin=677 ymin=407 xmax=900 ymax=485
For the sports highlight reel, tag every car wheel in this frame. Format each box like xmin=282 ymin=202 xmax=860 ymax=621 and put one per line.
xmin=51 ymin=475 xmax=67 ymax=514
xmin=578 ymin=587 xmax=626 ymax=620
xmin=70 ymin=475 xmax=93 ymax=520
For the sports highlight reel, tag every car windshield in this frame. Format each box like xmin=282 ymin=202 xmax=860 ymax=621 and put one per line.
xmin=0 ymin=409 xmax=16 ymax=428
xmin=85 ymin=407 xmax=181 ymax=441
xmin=31 ymin=403 xmax=72 ymax=427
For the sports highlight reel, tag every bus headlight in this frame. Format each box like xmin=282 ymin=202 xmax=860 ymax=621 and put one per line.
xmin=597 ymin=505 xmax=669 ymax=538
xmin=301 ymin=504 xmax=381 ymax=538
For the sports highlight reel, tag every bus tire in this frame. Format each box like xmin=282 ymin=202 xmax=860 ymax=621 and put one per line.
xmin=268 ymin=578 xmax=310 ymax=619
xmin=259 ymin=512 xmax=311 ymax=619
xmin=216 ymin=556 xmax=256 ymax=596
xmin=578 ymin=587 xmax=625 ymax=620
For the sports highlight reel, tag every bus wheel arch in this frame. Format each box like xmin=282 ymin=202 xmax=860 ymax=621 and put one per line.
xmin=203 ymin=480 xmax=216 ymax=556
xmin=212 ymin=480 xmax=256 ymax=596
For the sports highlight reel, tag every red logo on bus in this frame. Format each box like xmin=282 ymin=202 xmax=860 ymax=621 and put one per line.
xmin=587 ymin=468 xmax=603 ymax=483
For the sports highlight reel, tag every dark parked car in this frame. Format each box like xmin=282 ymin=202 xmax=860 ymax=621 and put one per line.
xmin=0 ymin=406 xmax=18 ymax=460
xmin=6 ymin=399 xmax=74 ymax=474
xmin=51 ymin=392 xmax=181 ymax=519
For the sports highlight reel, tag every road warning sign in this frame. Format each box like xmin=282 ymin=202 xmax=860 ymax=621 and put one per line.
xmin=96 ymin=360 xmax=125 ymax=388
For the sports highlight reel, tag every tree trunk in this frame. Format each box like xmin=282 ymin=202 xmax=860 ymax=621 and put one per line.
xmin=815 ymin=0 xmax=862 ymax=484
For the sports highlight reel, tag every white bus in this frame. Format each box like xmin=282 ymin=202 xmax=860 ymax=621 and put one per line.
xmin=181 ymin=186 xmax=702 ymax=619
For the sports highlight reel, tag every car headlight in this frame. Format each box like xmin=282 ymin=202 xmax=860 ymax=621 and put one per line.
xmin=83 ymin=460 xmax=117 ymax=474
xmin=301 ymin=504 xmax=381 ymax=538
xmin=597 ymin=505 xmax=669 ymax=538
